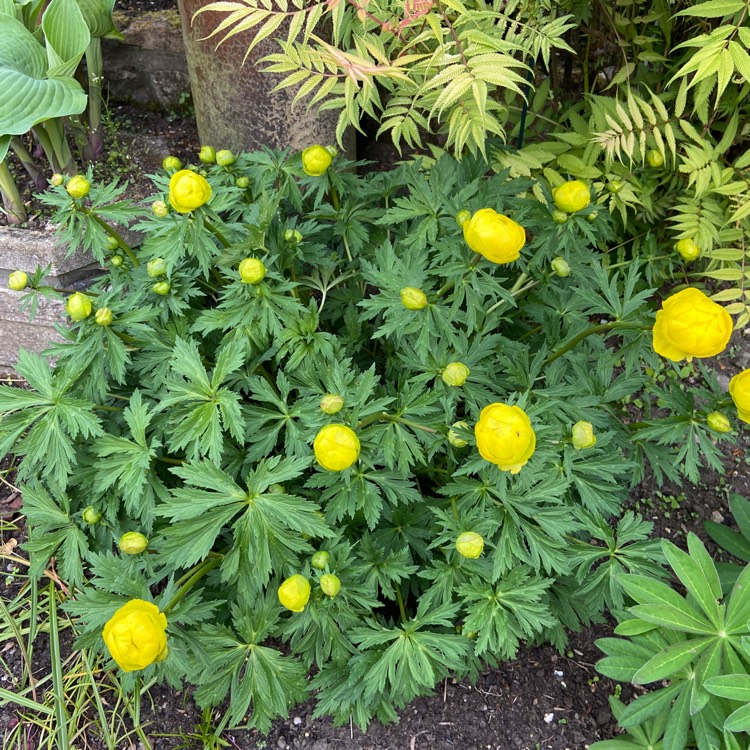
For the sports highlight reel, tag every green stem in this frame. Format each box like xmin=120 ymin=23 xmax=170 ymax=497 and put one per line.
xmin=84 ymin=210 xmax=140 ymax=267
xmin=357 ymin=411 xmax=390 ymax=430
xmin=11 ymin=137 xmax=43 ymax=188
xmin=607 ymin=255 xmax=671 ymax=270
xmin=157 ymin=455 xmax=184 ymax=466
xmin=396 ymin=417 xmax=438 ymax=434
xmin=203 ymin=218 xmax=231 ymax=248
xmin=32 ymin=124 xmax=62 ymax=173
xmin=451 ymin=497 xmax=459 ymax=522
xmin=342 ymin=233 xmax=353 ymax=263
xmin=163 ymin=557 xmax=222 ymax=616
xmin=394 ymin=585 xmax=407 ymax=622
xmin=327 ymin=172 xmax=340 ymax=211
xmin=94 ymin=404 xmax=121 ymax=412
xmin=434 ymin=254 xmax=483 ymax=300
xmin=542 ymin=321 xmax=647 ymax=367
xmin=485 ymin=273 xmax=537 ymax=316
xmin=85 ymin=39 xmax=103 ymax=137
xmin=0 ymin=161 xmax=26 ymax=224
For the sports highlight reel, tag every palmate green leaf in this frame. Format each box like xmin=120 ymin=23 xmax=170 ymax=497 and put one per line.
xmin=355 ymin=537 xmax=418 ymax=600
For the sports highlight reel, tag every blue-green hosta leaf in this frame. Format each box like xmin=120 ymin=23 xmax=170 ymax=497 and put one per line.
xmin=76 ymin=0 xmax=122 ymax=39
xmin=0 ymin=15 xmax=86 ymax=135
xmin=0 ymin=134 xmax=9 ymax=162
xmin=41 ymin=0 xmax=90 ymax=77
xmin=0 ymin=0 xmax=16 ymax=19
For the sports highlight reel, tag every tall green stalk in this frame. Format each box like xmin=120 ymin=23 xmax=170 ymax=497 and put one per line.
xmin=0 ymin=161 xmax=26 ymax=224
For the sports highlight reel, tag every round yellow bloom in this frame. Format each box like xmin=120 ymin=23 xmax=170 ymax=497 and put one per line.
xmin=278 ymin=574 xmax=311 ymax=612
xmin=706 ymin=412 xmax=731 ymax=433
xmin=552 ymin=180 xmax=590 ymax=213
xmin=475 ymin=403 xmax=536 ymax=474
xmin=66 ymin=292 xmax=92 ymax=322
xmin=571 ymin=421 xmax=596 ymax=450
xmin=442 ymin=362 xmax=470 ymax=387
xmin=66 ymin=175 xmax=90 ymax=199
xmin=239 ymin=258 xmax=266 ymax=284
xmin=320 ymin=394 xmax=344 ymax=414
xmin=456 ymin=531 xmax=484 ymax=559
xmin=119 ymin=532 xmax=149 ymax=555
xmin=168 ymin=170 xmax=212 ymax=213
xmin=400 ymin=286 xmax=428 ymax=310
xmin=320 ymin=573 xmax=341 ymax=598
xmin=652 ymin=288 xmax=733 ymax=362
xmin=729 ymin=369 xmax=750 ymax=424
xmin=675 ymin=239 xmax=700 ymax=262
xmin=301 ymin=145 xmax=333 ymax=176
xmin=102 ymin=599 xmax=168 ymax=672
xmin=8 ymin=271 xmax=28 ymax=291
xmin=314 ymin=424 xmax=360 ymax=471
xmin=462 ymin=208 xmax=525 ymax=264
xmin=448 ymin=420 xmax=469 ymax=448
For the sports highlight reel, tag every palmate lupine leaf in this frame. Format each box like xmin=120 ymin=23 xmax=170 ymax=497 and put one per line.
xmin=0 ymin=351 xmax=102 ymax=490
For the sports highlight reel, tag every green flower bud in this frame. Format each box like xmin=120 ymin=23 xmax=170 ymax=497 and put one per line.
xmin=152 ymin=281 xmax=171 ymax=295
xmin=111 ymin=255 xmax=124 ymax=268
xmin=320 ymin=394 xmax=344 ymax=414
xmin=82 ymin=506 xmax=102 ymax=524
xmin=119 ymin=532 xmax=148 ymax=555
xmin=552 ymin=209 xmax=568 ymax=224
xmin=456 ymin=531 xmax=484 ymax=559
xmin=325 ymin=146 xmax=338 ymax=158
xmin=284 ymin=228 xmax=303 ymax=244
xmin=551 ymin=257 xmax=571 ymax=277
xmin=162 ymin=156 xmax=182 ymax=172
xmin=311 ymin=550 xmax=330 ymax=570
xmin=400 ymin=286 xmax=427 ymax=310
xmin=66 ymin=292 xmax=93 ymax=322
xmin=707 ymin=411 xmax=731 ymax=433
xmin=586 ymin=212 xmax=597 ymax=222
xmin=198 ymin=145 xmax=216 ymax=163
xmin=66 ymin=175 xmax=90 ymax=199
xmin=675 ymin=238 xmax=700 ymax=262
xmin=239 ymin=258 xmax=266 ymax=284
xmin=152 ymin=200 xmax=169 ymax=218
xmin=455 ymin=209 xmax=472 ymax=227
xmin=572 ymin=421 xmax=597 ymax=450
xmin=320 ymin=573 xmax=341 ymax=598
xmin=235 ymin=176 xmax=250 ymax=188
xmin=106 ymin=235 xmax=120 ymax=251
xmin=147 ymin=258 xmax=168 ymax=277
xmin=268 ymin=483 xmax=286 ymax=494
xmin=95 ymin=307 xmax=113 ymax=326
xmin=50 ymin=173 xmax=64 ymax=187
xmin=448 ymin=421 xmax=469 ymax=448
xmin=606 ymin=180 xmax=624 ymax=194
xmin=8 ymin=271 xmax=28 ymax=291
xmin=441 ymin=362 xmax=470 ymax=387
xmin=216 ymin=149 xmax=236 ymax=166
xmin=646 ymin=149 xmax=664 ymax=168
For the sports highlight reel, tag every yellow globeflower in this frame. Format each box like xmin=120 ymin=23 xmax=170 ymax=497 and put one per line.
xmin=475 ymin=403 xmax=536 ymax=474
xmin=239 ymin=258 xmax=266 ymax=284
xmin=552 ymin=180 xmax=590 ymax=213
xmin=462 ymin=208 xmax=526 ymax=264
xmin=456 ymin=531 xmax=484 ymax=559
xmin=400 ymin=286 xmax=428 ymax=310
xmin=442 ymin=362 xmax=470 ymax=387
xmin=652 ymin=288 xmax=732 ymax=362
xmin=314 ymin=424 xmax=360 ymax=471
xmin=729 ymin=369 xmax=750 ymax=423
xmin=301 ymin=145 xmax=333 ymax=176
xmin=278 ymin=574 xmax=311 ymax=612
xmin=102 ymin=600 xmax=168 ymax=672
xmin=168 ymin=170 xmax=212 ymax=213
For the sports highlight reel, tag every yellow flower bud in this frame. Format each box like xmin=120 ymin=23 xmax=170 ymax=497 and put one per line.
xmin=284 ymin=228 xmax=303 ymax=244
xmin=103 ymin=599 xmax=168 ymax=672
xmin=8 ymin=271 xmax=28 ymax=291
xmin=552 ymin=180 xmax=590 ymax=213
xmin=400 ymin=286 xmax=428 ymax=310
xmin=50 ymin=173 xmax=64 ymax=187
xmin=236 ymin=176 xmax=250 ymax=189
xmin=82 ymin=506 xmax=102 ymax=524
xmin=147 ymin=258 xmax=168 ymax=277
xmin=606 ymin=180 xmax=624 ymax=194
xmin=571 ymin=421 xmax=596 ymax=450
xmin=278 ymin=574 xmax=311 ymax=612
xmin=448 ymin=421 xmax=469 ymax=448
xmin=552 ymin=209 xmax=568 ymax=224
xmin=314 ymin=424 xmax=360 ymax=471
xmin=95 ymin=307 xmax=113 ymax=326
xmin=456 ymin=531 xmax=484 ymax=559
xmin=462 ymin=208 xmax=526 ymax=264
xmin=475 ymin=403 xmax=536 ymax=474
xmin=152 ymin=281 xmax=171 ymax=295
xmin=111 ymin=255 xmax=124 ymax=268
xmin=66 ymin=175 xmax=90 ymax=199
xmin=119 ymin=532 xmax=149 ymax=555
xmin=646 ymin=149 xmax=664 ymax=168
xmin=652 ymin=288 xmax=732 ymax=362
xmin=168 ymin=170 xmax=212 ymax=213
xmin=320 ymin=394 xmax=344 ymax=414
xmin=198 ymin=145 xmax=216 ymax=163
xmin=455 ymin=209 xmax=472 ymax=227
xmin=162 ymin=156 xmax=182 ymax=172
xmin=106 ymin=235 xmax=120 ymax=251
xmin=675 ymin=239 xmax=700 ymax=262
xmin=152 ymin=200 xmax=169 ymax=218
xmin=66 ymin=292 xmax=92 ymax=322
xmin=442 ymin=362 xmax=470 ymax=387
xmin=239 ymin=258 xmax=266 ymax=285
xmin=320 ymin=573 xmax=341 ymax=598
xmin=216 ymin=149 xmax=236 ymax=166
xmin=706 ymin=412 xmax=731 ymax=433
xmin=301 ymin=145 xmax=333 ymax=176
xmin=311 ymin=550 xmax=330 ymax=570
xmin=729 ymin=369 xmax=750 ymax=424
xmin=551 ymin=257 xmax=571 ymax=277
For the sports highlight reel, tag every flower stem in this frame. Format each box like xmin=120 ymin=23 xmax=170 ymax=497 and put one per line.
xmin=203 ymin=218 xmax=231 ymax=248
xmin=395 ymin=585 xmax=407 ymax=622
xmin=163 ymin=556 xmax=222 ymax=616
xmin=543 ymin=321 xmax=647 ymax=367
xmin=84 ymin=210 xmax=139 ymax=267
